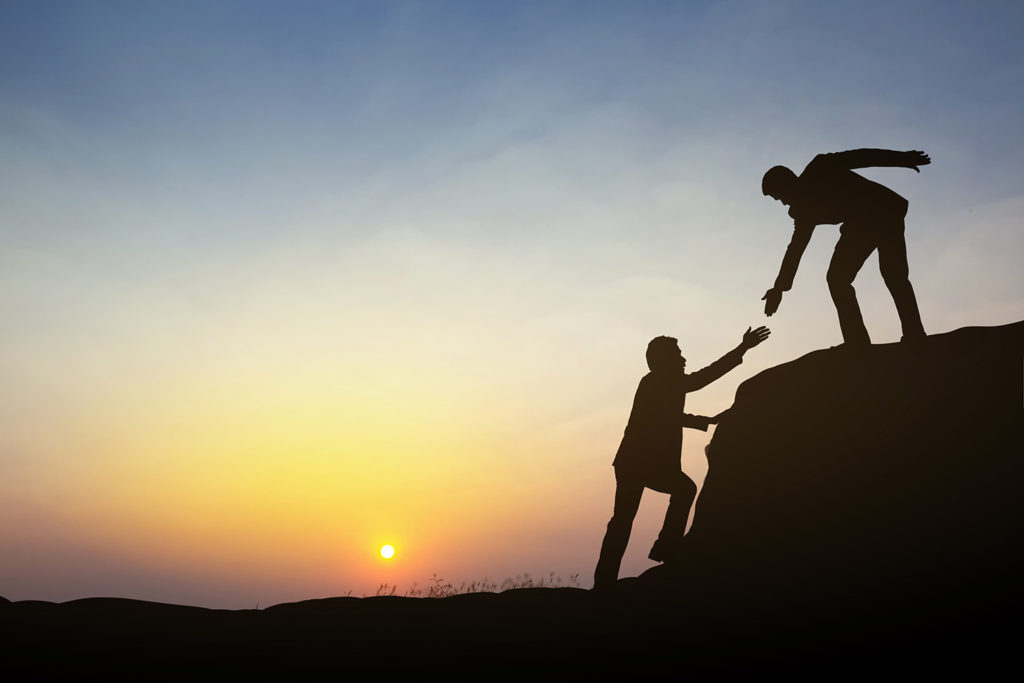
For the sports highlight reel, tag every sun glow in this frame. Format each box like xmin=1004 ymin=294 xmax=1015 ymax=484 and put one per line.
xmin=380 ymin=544 xmax=395 ymax=560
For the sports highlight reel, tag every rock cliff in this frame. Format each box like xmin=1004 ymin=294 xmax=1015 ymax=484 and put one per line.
xmin=669 ymin=322 xmax=1024 ymax=620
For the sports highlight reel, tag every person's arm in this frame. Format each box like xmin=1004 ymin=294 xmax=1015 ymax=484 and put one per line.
xmin=681 ymin=413 xmax=712 ymax=431
xmin=686 ymin=327 xmax=771 ymax=391
xmin=708 ymin=408 xmax=731 ymax=425
xmin=824 ymin=149 xmax=931 ymax=173
xmin=763 ymin=222 xmax=813 ymax=316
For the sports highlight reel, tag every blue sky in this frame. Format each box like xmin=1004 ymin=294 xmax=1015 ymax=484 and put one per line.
xmin=2 ymin=1 xmax=1021 ymax=280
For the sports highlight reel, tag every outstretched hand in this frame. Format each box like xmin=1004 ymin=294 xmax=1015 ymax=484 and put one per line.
xmin=762 ymin=288 xmax=782 ymax=316
xmin=742 ymin=325 xmax=771 ymax=349
xmin=906 ymin=150 xmax=930 ymax=173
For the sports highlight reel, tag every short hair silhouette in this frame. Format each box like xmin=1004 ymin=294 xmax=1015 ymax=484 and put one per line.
xmin=646 ymin=336 xmax=679 ymax=371
xmin=762 ymin=165 xmax=797 ymax=197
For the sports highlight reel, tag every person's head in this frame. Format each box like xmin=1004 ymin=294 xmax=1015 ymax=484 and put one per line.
xmin=762 ymin=165 xmax=798 ymax=205
xmin=646 ymin=336 xmax=685 ymax=373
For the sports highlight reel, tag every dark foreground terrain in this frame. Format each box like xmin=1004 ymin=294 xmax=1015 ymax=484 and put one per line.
xmin=3 ymin=323 xmax=1021 ymax=677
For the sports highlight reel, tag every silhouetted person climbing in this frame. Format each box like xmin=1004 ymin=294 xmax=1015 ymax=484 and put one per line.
xmin=761 ymin=148 xmax=930 ymax=346
xmin=593 ymin=326 xmax=770 ymax=590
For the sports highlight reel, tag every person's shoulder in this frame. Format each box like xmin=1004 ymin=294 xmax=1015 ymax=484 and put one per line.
xmin=641 ymin=369 xmax=681 ymax=388
xmin=636 ymin=371 xmax=656 ymax=390
xmin=802 ymin=152 xmax=836 ymax=174
xmin=640 ymin=370 xmax=669 ymax=384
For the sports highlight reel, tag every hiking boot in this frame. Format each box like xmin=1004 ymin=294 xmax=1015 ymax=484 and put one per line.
xmin=648 ymin=538 xmax=684 ymax=564
xmin=839 ymin=340 xmax=871 ymax=352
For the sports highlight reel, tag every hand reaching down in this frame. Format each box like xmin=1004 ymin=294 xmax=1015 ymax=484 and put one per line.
xmin=762 ymin=288 xmax=783 ymax=316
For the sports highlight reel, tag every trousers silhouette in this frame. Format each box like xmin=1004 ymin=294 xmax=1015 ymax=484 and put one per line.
xmin=594 ymin=469 xmax=697 ymax=587
xmin=827 ymin=215 xmax=925 ymax=345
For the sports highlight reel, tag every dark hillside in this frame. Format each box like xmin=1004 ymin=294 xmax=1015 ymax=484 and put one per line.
xmin=671 ymin=321 xmax=1024 ymax=620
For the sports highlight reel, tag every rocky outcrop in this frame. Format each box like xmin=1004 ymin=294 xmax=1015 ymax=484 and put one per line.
xmin=673 ymin=322 xmax=1024 ymax=617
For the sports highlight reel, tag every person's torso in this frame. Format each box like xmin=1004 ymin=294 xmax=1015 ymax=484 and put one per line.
xmin=790 ymin=156 xmax=908 ymax=226
xmin=616 ymin=372 xmax=687 ymax=465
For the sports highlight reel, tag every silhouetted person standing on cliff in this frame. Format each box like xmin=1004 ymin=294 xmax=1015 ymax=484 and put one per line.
xmin=761 ymin=148 xmax=930 ymax=346
xmin=594 ymin=326 xmax=770 ymax=590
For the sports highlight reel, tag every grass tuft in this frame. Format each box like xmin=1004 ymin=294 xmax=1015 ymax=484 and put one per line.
xmin=369 ymin=572 xmax=582 ymax=598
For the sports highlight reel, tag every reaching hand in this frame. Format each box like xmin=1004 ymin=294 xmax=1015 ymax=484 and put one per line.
xmin=742 ymin=325 xmax=771 ymax=349
xmin=906 ymin=150 xmax=930 ymax=173
xmin=762 ymin=288 xmax=783 ymax=316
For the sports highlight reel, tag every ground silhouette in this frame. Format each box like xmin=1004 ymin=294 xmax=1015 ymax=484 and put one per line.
xmin=2 ymin=322 xmax=1021 ymax=676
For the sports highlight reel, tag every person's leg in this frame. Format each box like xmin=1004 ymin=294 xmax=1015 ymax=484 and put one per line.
xmin=826 ymin=228 xmax=877 ymax=346
xmin=659 ymin=472 xmax=698 ymax=541
xmin=649 ymin=472 xmax=698 ymax=562
xmin=877 ymin=218 xmax=926 ymax=341
xmin=594 ymin=471 xmax=644 ymax=588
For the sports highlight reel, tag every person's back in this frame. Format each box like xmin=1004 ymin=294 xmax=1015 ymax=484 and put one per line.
xmin=791 ymin=152 xmax=909 ymax=226
xmin=614 ymin=370 xmax=690 ymax=492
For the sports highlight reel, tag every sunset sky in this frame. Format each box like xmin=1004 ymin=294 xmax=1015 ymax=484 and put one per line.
xmin=2 ymin=1 xmax=1023 ymax=608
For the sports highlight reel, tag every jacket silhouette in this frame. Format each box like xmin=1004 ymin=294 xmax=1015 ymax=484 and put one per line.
xmin=613 ymin=349 xmax=743 ymax=491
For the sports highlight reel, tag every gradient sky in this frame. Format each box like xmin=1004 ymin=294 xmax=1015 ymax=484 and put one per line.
xmin=2 ymin=0 xmax=1022 ymax=608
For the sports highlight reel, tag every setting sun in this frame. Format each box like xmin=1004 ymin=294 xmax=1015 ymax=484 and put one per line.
xmin=380 ymin=545 xmax=395 ymax=560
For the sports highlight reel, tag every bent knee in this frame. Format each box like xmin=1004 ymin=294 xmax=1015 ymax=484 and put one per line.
xmin=674 ymin=475 xmax=697 ymax=498
xmin=606 ymin=516 xmax=633 ymax=534
xmin=880 ymin=261 xmax=911 ymax=287
xmin=882 ymin=273 xmax=911 ymax=290
xmin=826 ymin=266 xmax=854 ymax=290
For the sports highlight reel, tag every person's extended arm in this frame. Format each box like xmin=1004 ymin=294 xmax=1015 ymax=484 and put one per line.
xmin=763 ymin=222 xmax=813 ymax=316
xmin=824 ymin=148 xmax=931 ymax=173
xmin=683 ymin=410 xmax=733 ymax=430
xmin=681 ymin=413 xmax=712 ymax=431
xmin=686 ymin=326 xmax=771 ymax=391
